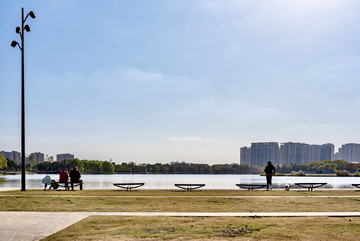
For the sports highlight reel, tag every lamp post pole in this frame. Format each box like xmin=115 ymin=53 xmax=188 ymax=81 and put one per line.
xmin=21 ymin=8 xmax=26 ymax=192
xmin=11 ymin=8 xmax=36 ymax=191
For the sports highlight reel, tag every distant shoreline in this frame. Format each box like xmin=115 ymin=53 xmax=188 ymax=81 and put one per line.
xmin=0 ymin=172 xmax=338 ymax=177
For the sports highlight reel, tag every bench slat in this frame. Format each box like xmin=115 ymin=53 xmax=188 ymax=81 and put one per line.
xmin=174 ymin=184 xmax=205 ymax=191
xmin=294 ymin=183 xmax=327 ymax=191
xmin=236 ymin=184 xmax=267 ymax=191
xmin=113 ymin=183 xmax=145 ymax=191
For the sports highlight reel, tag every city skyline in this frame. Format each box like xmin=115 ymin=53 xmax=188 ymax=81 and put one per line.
xmin=2 ymin=1 xmax=360 ymax=164
xmin=241 ymin=142 xmax=360 ymax=166
xmin=0 ymin=150 xmax=75 ymax=164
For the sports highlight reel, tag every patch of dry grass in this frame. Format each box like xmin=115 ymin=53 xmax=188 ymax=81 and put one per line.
xmin=1 ymin=195 xmax=360 ymax=212
xmin=42 ymin=216 xmax=360 ymax=240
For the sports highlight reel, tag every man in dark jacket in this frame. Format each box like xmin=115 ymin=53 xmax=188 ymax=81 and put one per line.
xmin=69 ymin=166 xmax=82 ymax=190
xmin=264 ymin=161 xmax=276 ymax=191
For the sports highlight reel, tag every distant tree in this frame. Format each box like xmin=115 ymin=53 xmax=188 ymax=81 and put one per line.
xmin=102 ymin=161 xmax=115 ymax=174
xmin=153 ymin=165 xmax=160 ymax=173
xmin=0 ymin=154 xmax=7 ymax=170
xmin=6 ymin=159 xmax=19 ymax=170
xmin=333 ymin=160 xmax=348 ymax=170
xmin=28 ymin=154 xmax=35 ymax=166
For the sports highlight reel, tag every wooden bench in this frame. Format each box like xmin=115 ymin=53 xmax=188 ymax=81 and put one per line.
xmin=352 ymin=184 xmax=360 ymax=188
xmin=42 ymin=175 xmax=83 ymax=190
xmin=113 ymin=183 xmax=145 ymax=191
xmin=236 ymin=184 xmax=267 ymax=191
xmin=174 ymin=184 xmax=205 ymax=191
xmin=294 ymin=183 xmax=327 ymax=191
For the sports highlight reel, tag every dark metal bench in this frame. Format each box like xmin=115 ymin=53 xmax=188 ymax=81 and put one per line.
xmin=42 ymin=175 xmax=83 ymax=190
xmin=236 ymin=184 xmax=267 ymax=191
xmin=352 ymin=184 xmax=360 ymax=188
xmin=113 ymin=183 xmax=145 ymax=191
xmin=44 ymin=182 xmax=83 ymax=190
xmin=174 ymin=184 xmax=205 ymax=191
xmin=294 ymin=183 xmax=327 ymax=191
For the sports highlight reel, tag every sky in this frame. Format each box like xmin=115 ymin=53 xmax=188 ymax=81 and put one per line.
xmin=1 ymin=0 xmax=360 ymax=165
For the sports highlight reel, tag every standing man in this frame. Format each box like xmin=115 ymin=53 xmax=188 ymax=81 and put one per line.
xmin=264 ymin=161 xmax=276 ymax=191
xmin=69 ymin=166 xmax=82 ymax=190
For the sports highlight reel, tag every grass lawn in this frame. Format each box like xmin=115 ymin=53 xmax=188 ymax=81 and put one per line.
xmin=42 ymin=216 xmax=360 ymax=240
xmin=0 ymin=190 xmax=360 ymax=212
xmin=1 ymin=189 xmax=359 ymax=240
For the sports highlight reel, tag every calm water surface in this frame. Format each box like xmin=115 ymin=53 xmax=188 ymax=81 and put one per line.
xmin=0 ymin=174 xmax=359 ymax=190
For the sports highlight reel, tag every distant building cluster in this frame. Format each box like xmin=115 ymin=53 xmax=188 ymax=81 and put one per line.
xmin=56 ymin=153 xmax=74 ymax=162
xmin=240 ymin=142 xmax=360 ymax=166
xmin=0 ymin=150 xmax=74 ymax=165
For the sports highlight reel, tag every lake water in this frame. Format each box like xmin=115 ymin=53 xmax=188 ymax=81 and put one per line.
xmin=0 ymin=174 xmax=359 ymax=190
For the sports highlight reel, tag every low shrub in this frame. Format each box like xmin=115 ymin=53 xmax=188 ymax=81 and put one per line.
xmin=290 ymin=170 xmax=305 ymax=176
xmin=296 ymin=170 xmax=306 ymax=176
xmin=353 ymin=170 xmax=360 ymax=177
xmin=336 ymin=170 xmax=351 ymax=177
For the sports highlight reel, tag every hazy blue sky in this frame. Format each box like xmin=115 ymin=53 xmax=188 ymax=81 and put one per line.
xmin=1 ymin=1 xmax=360 ymax=164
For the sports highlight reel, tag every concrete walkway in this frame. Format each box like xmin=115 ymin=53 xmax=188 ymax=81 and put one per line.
xmin=1 ymin=211 xmax=360 ymax=241
xmin=0 ymin=212 xmax=89 ymax=241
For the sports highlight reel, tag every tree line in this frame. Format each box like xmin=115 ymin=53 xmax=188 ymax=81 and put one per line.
xmin=276 ymin=160 xmax=360 ymax=173
xmin=1 ymin=154 xmax=360 ymax=174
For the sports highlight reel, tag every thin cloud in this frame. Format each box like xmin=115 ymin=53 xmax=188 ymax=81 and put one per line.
xmin=169 ymin=136 xmax=200 ymax=141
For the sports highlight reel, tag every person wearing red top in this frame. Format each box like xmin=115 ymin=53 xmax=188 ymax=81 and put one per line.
xmin=59 ymin=168 xmax=69 ymax=189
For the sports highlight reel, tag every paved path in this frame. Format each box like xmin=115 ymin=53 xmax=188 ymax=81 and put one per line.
xmin=1 ymin=211 xmax=360 ymax=240
xmin=0 ymin=212 xmax=89 ymax=241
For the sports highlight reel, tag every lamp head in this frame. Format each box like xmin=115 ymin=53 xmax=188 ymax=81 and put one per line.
xmin=16 ymin=27 xmax=21 ymax=34
xmin=29 ymin=11 xmax=36 ymax=19
xmin=11 ymin=41 xmax=18 ymax=48
xmin=24 ymin=25 xmax=30 ymax=32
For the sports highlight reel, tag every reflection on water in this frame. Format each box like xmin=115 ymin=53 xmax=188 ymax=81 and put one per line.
xmin=0 ymin=177 xmax=5 ymax=187
xmin=0 ymin=174 xmax=359 ymax=190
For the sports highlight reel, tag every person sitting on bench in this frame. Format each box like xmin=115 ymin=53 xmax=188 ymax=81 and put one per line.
xmin=69 ymin=166 xmax=82 ymax=190
xmin=59 ymin=168 xmax=69 ymax=189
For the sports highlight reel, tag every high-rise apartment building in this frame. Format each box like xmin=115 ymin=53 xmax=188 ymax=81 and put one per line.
xmin=56 ymin=153 xmax=74 ymax=161
xmin=337 ymin=143 xmax=360 ymax=163
xmin=240 ymin=146 xmax=251 ymax=166
xmin=30 ymin=152 xmax=45 ymax=164
xmin=0 ymin=151 xmax=21 ymax=164
xmin=309 ymin=145 xmax=321 ymax=162
xmin=280 ymin=142 xmax=310 ymax=165
xmin=251 ymin=142 xmax=279 ymax=167
xmin=320 ymin=143 xmax=334 ymax=161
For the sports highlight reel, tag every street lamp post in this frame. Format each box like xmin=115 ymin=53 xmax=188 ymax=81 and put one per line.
xmin=11 ymin=8 xmax=36 ymax=191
